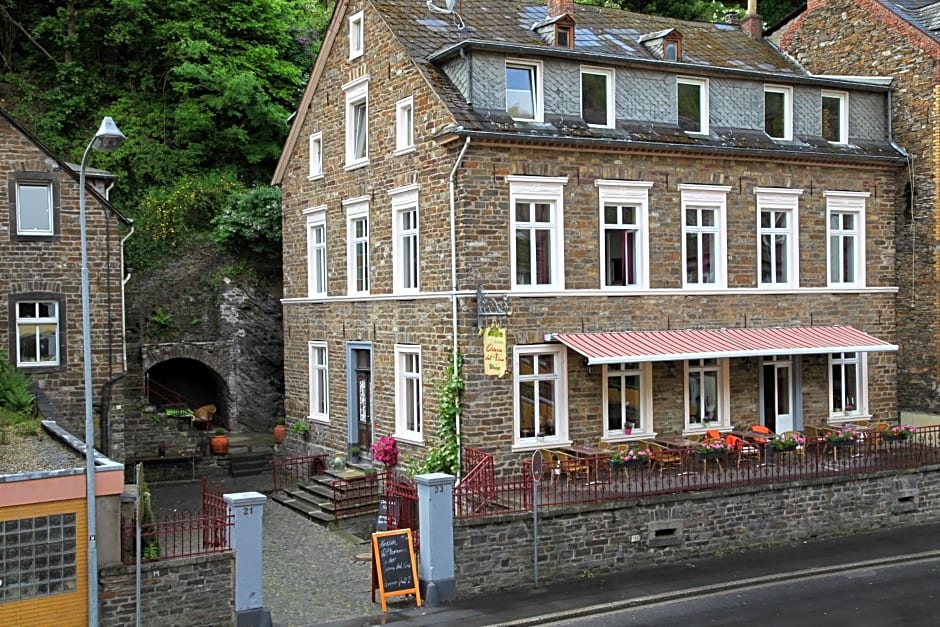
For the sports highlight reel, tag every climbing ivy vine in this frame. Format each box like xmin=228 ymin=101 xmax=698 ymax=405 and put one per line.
xmin=407 ymin=354 xmax=463 ymax=476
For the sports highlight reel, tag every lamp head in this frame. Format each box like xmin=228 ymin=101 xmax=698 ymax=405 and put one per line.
xmin=91 ymin=117 xmax=126 ymax=152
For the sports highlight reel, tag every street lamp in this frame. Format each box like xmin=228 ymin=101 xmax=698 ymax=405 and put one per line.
xmin=80 ymin=116 xmax=125 ymax=627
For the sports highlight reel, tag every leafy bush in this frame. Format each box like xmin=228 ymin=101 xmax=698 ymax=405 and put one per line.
xmin=0 ymin=353 xmax=36 ymax=414
xmin=211 ymin=185 xmax=282 ymax=260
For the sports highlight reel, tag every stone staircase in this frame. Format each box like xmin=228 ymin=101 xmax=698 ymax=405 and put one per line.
xmin=214 ymin=432 xmax=276 ymax=478
xmin=271 ymin=466 xmax=383 ymax=528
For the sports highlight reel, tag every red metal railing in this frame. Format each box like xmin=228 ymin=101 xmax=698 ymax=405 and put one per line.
xmin=454 ymin=425 xmax=940 ymax=520
xmin=271 ymin=454 xmax=328 ymax=492
xmin=454 ymin=447 xmax=498 ymax=515
xmin=386 ymin=472 xmax=419 ymax=550
xmin=121 ymin=510 xmax=233 ymax=563
xmin=330 ymin=470 xmax=388 ymax=524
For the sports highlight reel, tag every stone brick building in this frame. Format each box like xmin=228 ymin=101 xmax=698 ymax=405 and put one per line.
xmin=773 ymin=0 xmax=940 ymax=413
xmin=0 ymin=108 xmax=131 ymax=448
xmin=273 ymin=0 xmax=905 ymax=470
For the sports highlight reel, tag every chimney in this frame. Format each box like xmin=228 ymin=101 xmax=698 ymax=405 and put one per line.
xmin=741 ymin=0 xmax=762 ymax=38
xmin=548 ymin=0 xmax=574 ymax=18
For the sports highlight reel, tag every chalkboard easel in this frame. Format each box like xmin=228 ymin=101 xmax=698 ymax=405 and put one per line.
xmin=371 ymin=528 xmax=422 ymax=612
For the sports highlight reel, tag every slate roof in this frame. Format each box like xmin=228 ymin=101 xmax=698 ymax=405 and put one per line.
xmin=372 ymin=1 xmax=905 ymax=163
xmin=876 ymin=0 xmax=940 ymax=40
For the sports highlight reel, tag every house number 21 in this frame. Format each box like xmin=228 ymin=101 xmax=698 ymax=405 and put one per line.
xmin=242 ymin=506 xmax=254 ymax=515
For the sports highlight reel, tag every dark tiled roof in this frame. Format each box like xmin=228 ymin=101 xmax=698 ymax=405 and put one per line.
xmin=880 ymin=0 xmax=940 ymax=39
xmin=377 ymin=0 xmax=802 ymax=73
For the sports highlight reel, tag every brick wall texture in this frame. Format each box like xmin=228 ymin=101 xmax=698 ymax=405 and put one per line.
xmin=452 ymin=465 xmax=940 ymax=597
xmin=778 ymin=0 xmax=940 ymax=411
xmin=277 ymin=1 xmax=902 ymax=467
xmin=98 ymin=553 xmax=235 ymax=626
xmin=0 ymin=116 xmax=129 ymax=440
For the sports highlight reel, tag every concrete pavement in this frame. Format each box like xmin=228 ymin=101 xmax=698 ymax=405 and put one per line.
xmin=323 ymin=521 xmax=940 ymax=627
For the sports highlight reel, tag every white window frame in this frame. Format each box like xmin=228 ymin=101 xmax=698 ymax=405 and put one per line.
xmin=15 ymin=300 xmax=59 ymax=367
xmin=304 ymin=206 xmax=327 ymax=297
xmin=512 ymin=344 xmax=569 ymax=449
xmin=829 ymin=352 xmax=868 ymax=421
xmin=755 ymin=188 xmax=802 ymax=288
xmin=308 ymin=132 xmax=323 ymax=180
xmin=677 ymin=77 xmax=709 ymax=135
xmin=348 ymin=10 xmax=364 ymax=60
xmin=343 ymin=76 xmax=370 ymax=169
xmin=596 ymin=180 xmax=653 ymax=290
xmin=679 ymin=184 xmax=729 ymax=289
xmin=602 ymin=362 xmax=653 ymax=440
xmin=764 ymin=85 xmax=793 ymax=141
xmin=344 ymin=197 xmax=370 ymax=295
xmin=825 ymin=191 xmax=868 ymax=288
xmin=308 ymin=341 xmax=330 ymax=422
xmin=395 ymin=96 xmax=414 ymax=153
xmin=683 ymin=359 xmax=731 ymax=433
xmin=580 ymin=66 xmax=615 ymax=129
xmin=16 ymin=181 xmax=54 ymax=236
xmin=394 ymin=344 xmax=423 ymax=443
xmin=821 ymin=90 xmax=848 ymax=144
xmin=505 ymin=59 xmax=544 ymax=122
xmin=390 ymin=184 xmax=420 ymax=294
xmin=508 ymin=175 xmax=567 ymax=291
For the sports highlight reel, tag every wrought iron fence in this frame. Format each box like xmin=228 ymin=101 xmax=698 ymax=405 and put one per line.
xmin=121 ymin=510 xmax=233 ymax=563
xmin=386 ymin=472 xmax=419 ymax=550
xmin=271 ymin=454 xmax=328 ymax=492
xmin=454 ymin=425 xmax=940 ymax=520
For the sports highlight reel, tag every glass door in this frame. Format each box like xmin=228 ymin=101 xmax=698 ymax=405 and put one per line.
xmin=762 ymin=357 xmax=793 ymax=433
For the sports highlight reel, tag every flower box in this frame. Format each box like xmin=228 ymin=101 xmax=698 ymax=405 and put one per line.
xmin=881 ymin=433 xmax=908 ymax=443
xmin=695 ymin=450 xmax=727 ymax=461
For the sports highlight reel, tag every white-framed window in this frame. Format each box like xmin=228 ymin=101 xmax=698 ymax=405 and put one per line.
xmin=677 ymin=77 xmax=708 ymax=134
xmin=395 ymin=96 xmax=414 ymax=152
xmin=506 ymin=59 xmax=543 ymax=122
xmin=16 ymin=301 xmax=59 ymax=367
xmin=348 ymin=10 xmax=364 ymax=60
xmin=308 ymin=341 xmax=329 ymax=422
xmin=16 ymin=181 xmax=54 ymax=236
xmin=829 ymin=352 xmax=867 ymax=419
xmin=343 ymin=76 xmax=369 ymax=168
xmin=821 ymin=90 xmax=848 ymax=144
xmin=344 ymin=197 xmax=370 ymax=295
xmin=390 ymin=184 xmax=420 ymax=293
xmin=508 ymin=175 xmax=567 ymax=291
xmin=756 ymin=188 xmax=802 ymax=288
xmin=305 ymin=206 xmax=327 ymax=297
xmin=394 ymin=344 xmax=423 ymax=442
xmin=680 ymin=184 xmax=729 ymax=288
xmin=513 ymin=344 xmax=568 ymax=447
xmin=581 ymin=66 xmax=614 ymax=128
xmin=597 ymin=180 xmax=653 ymax=289
xmin=764 ymin=85 xmax=792 ymax=141
xmin=308 ymin=132 xmax=323 ymax=179
xmin=684 ymin=359 xmax=730 ymax=432
xmin=826 ymin=191 xmax=868 ymax=288
xmin=603 ymin=362 xmax=653 ymax=439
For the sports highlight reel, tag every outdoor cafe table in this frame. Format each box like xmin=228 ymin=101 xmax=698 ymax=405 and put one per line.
xmin=730 ymin=430 xmax=778 ymax=467
xmin=652 ymin=438 xmax=700 ymax=475
xmin=559 ymin=445 xmax=609 ymax=484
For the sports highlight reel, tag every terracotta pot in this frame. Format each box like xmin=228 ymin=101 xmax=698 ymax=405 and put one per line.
xmin=273 ymin=424 xmax=287 ymax=444
xmin=210 ymin=434 xmax=229 ymax=456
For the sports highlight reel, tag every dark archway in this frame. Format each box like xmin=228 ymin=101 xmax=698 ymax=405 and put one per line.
xmin=146 ymin=358 xmax=230 ymax=428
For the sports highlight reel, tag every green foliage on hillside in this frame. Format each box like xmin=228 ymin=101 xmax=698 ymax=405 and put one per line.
xmin=579 ymin=0 xmax=801 ymax=25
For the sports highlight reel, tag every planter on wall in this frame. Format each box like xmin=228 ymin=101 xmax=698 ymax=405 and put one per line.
xmin=210 ymin=434 xmax=229 ymax=455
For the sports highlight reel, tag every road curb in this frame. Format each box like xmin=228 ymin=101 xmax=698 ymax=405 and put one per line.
xmin=489 ymin=549 xmax=940 ymax=626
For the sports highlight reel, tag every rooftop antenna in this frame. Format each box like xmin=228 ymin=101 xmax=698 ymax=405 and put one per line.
xmin=427 ymin=0 xmax=465 ymax=29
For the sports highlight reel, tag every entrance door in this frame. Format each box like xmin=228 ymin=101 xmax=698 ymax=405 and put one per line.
xmin=347 ymin=344 xmax=373 ymax=454
xmin=762 ymin=357 xmax=793 ymax=433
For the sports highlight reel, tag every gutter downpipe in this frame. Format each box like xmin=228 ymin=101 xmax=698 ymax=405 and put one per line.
xmin=450 ymin=136 xmax=471 ymax=478
xmin=120 ymin=222 xmax=135 ymax=370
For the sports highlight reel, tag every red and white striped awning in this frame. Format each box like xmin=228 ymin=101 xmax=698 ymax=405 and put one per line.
xmin=553 ymin=326 xmax=897 ymax=365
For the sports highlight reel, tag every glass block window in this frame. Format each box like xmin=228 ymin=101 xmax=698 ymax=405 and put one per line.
xmin=1 ymin=513 xmax=78 ymax=603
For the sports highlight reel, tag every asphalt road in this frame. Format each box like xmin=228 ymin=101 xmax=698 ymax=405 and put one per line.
xmin=549 ymin=555 xmax=940 ymax=627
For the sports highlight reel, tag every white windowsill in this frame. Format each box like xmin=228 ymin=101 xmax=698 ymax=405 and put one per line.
xmin=343 ymin=159 xmax=370 ymax=172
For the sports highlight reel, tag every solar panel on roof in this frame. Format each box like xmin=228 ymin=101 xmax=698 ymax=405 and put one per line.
xmin=601 ymin=34 xmax=640 ymax=53
xmin=575 ymin=28 xmax=602 ymax=47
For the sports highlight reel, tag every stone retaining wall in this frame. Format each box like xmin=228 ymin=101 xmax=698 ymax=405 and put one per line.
xmin=99 ymin=552 xmax=234 ymax=626
xmin=453 ymin=467 xmax=939 ymax=597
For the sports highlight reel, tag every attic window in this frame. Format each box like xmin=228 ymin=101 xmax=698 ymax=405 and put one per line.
xmin=556 ymin=25 xmax=573 ymax=48
xmin=664 ymin=35 xmax=681 ymax=61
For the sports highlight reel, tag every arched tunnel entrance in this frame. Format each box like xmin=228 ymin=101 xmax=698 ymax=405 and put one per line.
xmin=146 ymin=358 xmax=230 ymax=429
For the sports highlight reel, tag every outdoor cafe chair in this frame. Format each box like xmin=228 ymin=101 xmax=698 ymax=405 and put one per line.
xmin=649 ymin=441 xmax=683 ymax=476
xmin=552 ymin=450 xmax=593 ymax=483
xmin=725 ymin=434 xmax=760 ymax=467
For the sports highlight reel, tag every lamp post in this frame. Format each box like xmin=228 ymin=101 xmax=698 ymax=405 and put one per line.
xmin=80 ymin=116 xmax=125 ymax=627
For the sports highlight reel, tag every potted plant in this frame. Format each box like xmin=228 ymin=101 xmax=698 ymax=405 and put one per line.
xmin=273 ymin=418 xmax=287 ymax=444
xmin=882 ymin=424 xmax=915 ymax=442
xmin=612 ymin=448 xmax=653 ymax=468
xmin=292 ymin=420 xmax=311 ymax=441
xmin=210 ymin=427 xmax=229 ymax=456
xmin=695 ymin=439 xmax=730 ymax=460
xmin=349 ymin=445 xmax=361 ymax=464
xmin=827 ymin=427 xmax=858 ymax=448
xmin=770 ymin=432 xmax=805 ymax=453
xmin=371 ymin=435 xmax=399 ymax=468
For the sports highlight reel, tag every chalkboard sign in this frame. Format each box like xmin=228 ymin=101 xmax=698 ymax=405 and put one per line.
xmin=371 ymin=529 xmax=422 ymax=612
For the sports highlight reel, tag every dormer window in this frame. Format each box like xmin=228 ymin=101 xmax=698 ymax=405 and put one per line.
xmin=640 ymin=28 xmax=683 ymax=62
xmin=557 ymin=24 xmax=573 ymax=48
